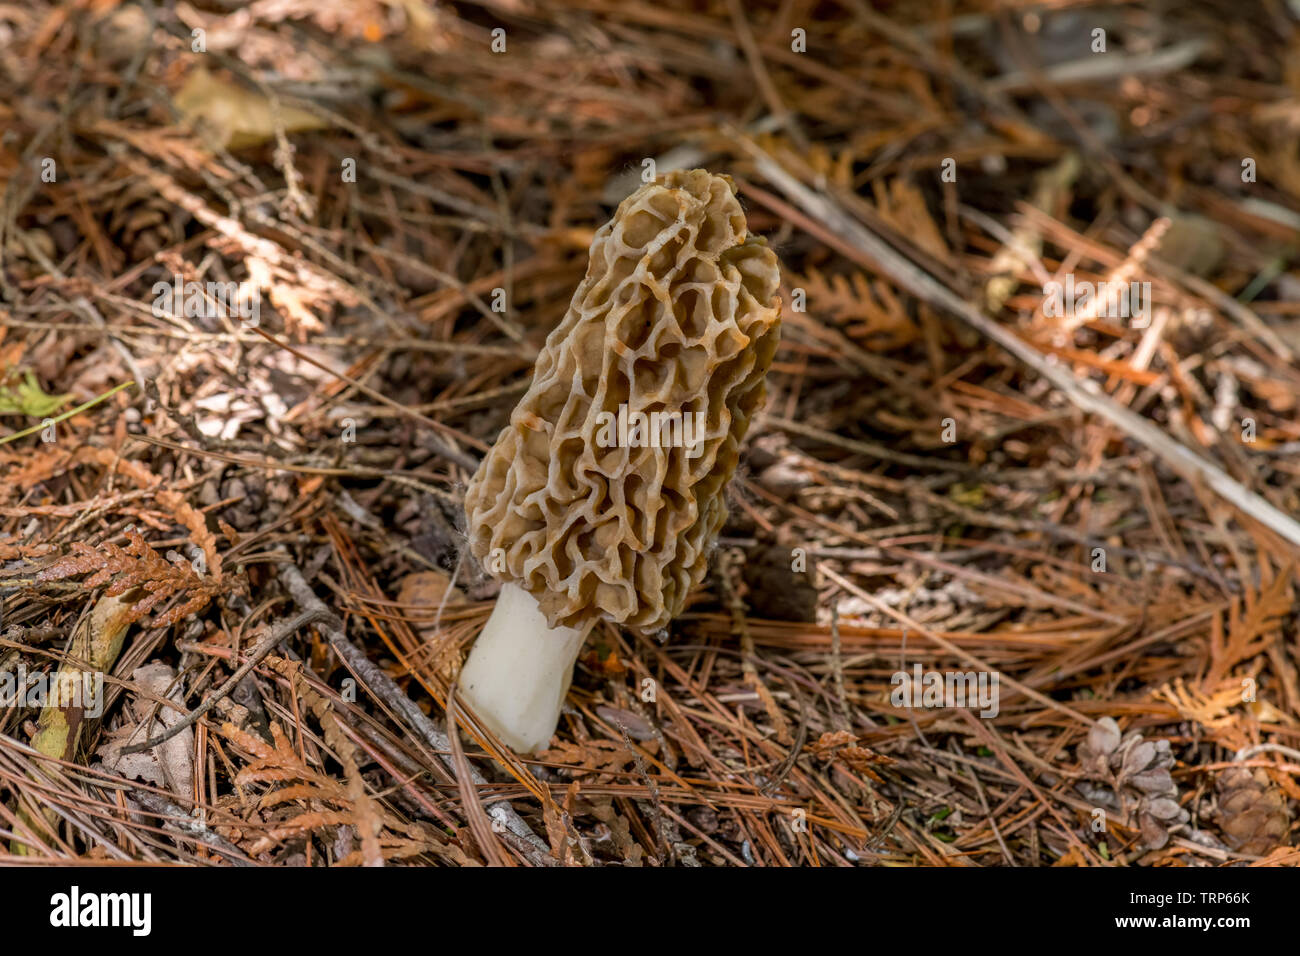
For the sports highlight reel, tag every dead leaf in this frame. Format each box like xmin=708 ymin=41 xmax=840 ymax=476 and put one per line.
xmin=0 ymin=369 xmax=71 ymax=418
xmin=397 ymin=570 xmax=465 ymax=612
xmin=175 ymin=67 xmax=327 ymax=150
xmin=99 ymin=662 xmax=195 ymax=802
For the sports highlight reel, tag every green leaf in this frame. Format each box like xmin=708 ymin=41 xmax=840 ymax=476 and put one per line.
xmin=0 ymin=370 xmax=72 ymax=418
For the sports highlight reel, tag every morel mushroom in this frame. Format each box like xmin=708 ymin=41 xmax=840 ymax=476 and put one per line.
xmin=458 ymin=169 xmax=781 ymax=752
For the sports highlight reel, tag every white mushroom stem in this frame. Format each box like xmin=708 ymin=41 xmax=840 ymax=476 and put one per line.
xmin=456 ymin=581 xmax=590 ymax=754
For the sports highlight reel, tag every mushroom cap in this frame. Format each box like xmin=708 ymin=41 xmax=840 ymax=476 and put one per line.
xmin=464 ymin=169 xmax=781 ymax=634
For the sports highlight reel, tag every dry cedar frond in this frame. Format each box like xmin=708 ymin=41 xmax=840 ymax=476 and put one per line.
xmin=1205 ymin=563 xmax=1294 ymax=687
xmin=73 ymin=446 xmax=225 ymax=582
xmin=793 ymin=266 xmax=919 ymax=350
xmin=36 ymin=529 xmax=224 ymax=627
xmin=272 ymin=658 xmax=385 ymax=867
xmin=219 ymin=719 xmax=466 ymax=865
xmin=0 ymin=444 xmax=81 ymax=503
xmin=809 ymin=731 xmax=893 ymax=784
xmin=542 ymin=739 xmax=644 ymax=778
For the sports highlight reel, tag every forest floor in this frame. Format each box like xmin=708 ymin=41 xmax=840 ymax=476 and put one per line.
xmin=0 ymin=0 xmax=1298 ymax=866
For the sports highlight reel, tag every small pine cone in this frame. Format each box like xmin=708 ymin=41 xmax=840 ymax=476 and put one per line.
xmin=109 ymin=181 xmax=180 ymax=260
xmin=743 ymin=542 xmax=818 ymax=621
xmin=1077 ymin=717 xmax=1187 ymax=850
xmin=1079 ymin=717 xmax=1178 ymax=792
xmin=1078 ymin=717 xmax=1122 ymax=776
xmin=1137 ymin=795 xmax=1190 ymax=851
xmin=1217 ymin=767 xmax=1291 ymax=856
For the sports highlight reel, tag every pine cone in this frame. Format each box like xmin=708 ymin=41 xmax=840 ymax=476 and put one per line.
xmin=1216 ymin=766 xmax=1291 ymax=856
xmin=1077 ymin=717 xmax=1189 ymax=850
xmin=743 ymin=542 xmax=818 ymax=621
xmin=109 ymin=180 xmax=181 ymax=260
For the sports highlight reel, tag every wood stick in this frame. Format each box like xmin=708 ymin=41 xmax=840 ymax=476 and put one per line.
xmin=738 ymin=136 xmax=1300 ymax=550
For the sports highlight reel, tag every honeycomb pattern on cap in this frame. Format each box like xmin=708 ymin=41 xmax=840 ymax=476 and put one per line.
xmin=464 ymin=169 xmax=781 ymax=634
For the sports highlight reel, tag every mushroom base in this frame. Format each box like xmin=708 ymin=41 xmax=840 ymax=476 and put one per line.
xmin=457 ymin=581 xmax=589 ymax=754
